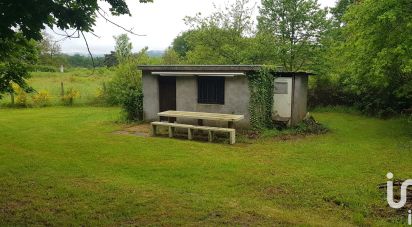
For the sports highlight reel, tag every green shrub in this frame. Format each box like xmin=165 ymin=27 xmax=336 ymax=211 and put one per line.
xmin=308 ymin=76 xmax=355 ymax=109
xmin=121 ymin=87 xmax=143 ymax=121
xmin=29 ymin=65 xmax=58 ymax=72
xmin=92 ymin=83 xmax=109 ymax=106
xmin=61 ymin=88 xmax=80 ymax=106
xmin=106 ymin=60 xmax=142 ymax=106
xmin=106 ymin=48 xmax=150 ymax=121
xmin=12 ymin=83 xmax=29 ymax=107
xmin=32 ymin=90 xmax=50 ymax=107
xmin=293 ymin=115 xmax=329 ymax=135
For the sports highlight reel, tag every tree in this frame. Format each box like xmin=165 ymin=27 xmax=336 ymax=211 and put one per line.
xmin=310 ymin=0 xmax=412 ymax=115
xmin=106 ymin=47 xmax=152 ymax=121
xmin=104 ymin=51 xmax=118 ymax=67
xmin=337 ymin=0 xmax=412 ymax=115
xmin=330 ymin=0 xmax=356 ymax=25
xmin=258 ymin=0 xmax=329 ymax=71
xmin=172 ymin=31 xmax=194 ymax=58
xmin=307 ymin=0 xmax=355 ymax=107
xmin=36 ymin=31 xmax=68 ymax=67
xmin=185 ymin=0 xmax=256 ymax=37
xmin=114 ymin=34 xmax=133 ymax=63
xmin=162 ymin=48 xmax=180 ymax=65
xmin=0 ymin=0 xmax=153 ymax=41
xmin=184 ymin=27 xmax=249 ymax=64
xmin=38 ymin=32 xmax=61 ymax=59
xmin=0 ymin=0 xmax=153 ymax=100
xmin=178 ymin=0 xmax=271 ymax=65
xmin=0 ymin=33 xmax=37 ymax=99
xmin=65 ymin=54 xmax=104 ymax=68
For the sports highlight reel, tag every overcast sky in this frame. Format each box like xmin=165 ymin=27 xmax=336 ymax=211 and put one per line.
xmin=55 ymin=0 xmax=337 ymax=55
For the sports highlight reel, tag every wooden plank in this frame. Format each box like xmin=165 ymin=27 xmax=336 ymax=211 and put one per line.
xmin=158 ymin=111 xmax=244 ymax=122
xmin=165 ymin=111 xmax=243 ymax=121
xmin=229 ymin=131 xmax=236 ymax=145
xmin=193 ymin=125 xmax=235 ymax=133
xmin=151 ymin=121 xmax=237 ymax=144
xmin=208 ymin=131 xmax=213 ymax=142
xmin=188 ymin=128 xmax=193 ymax=140
xmin=168 ymin=126 xmax=174 ymax=138
xmin=151 ymin=124 xmax=157 ymax=136
xmin=151 ymin=122 xmax=194 ymax=128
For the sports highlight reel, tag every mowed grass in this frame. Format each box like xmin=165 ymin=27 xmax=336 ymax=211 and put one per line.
xmin=0 ymin=107 xmax=411 ymax=225
xmin=0 ymin=68 xmax=114 ymax=106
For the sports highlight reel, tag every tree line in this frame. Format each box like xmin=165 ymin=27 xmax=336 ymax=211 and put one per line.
xmin=164 ymin=0 xmax=411 ymax=117
xmin=0 ymin=0 xmax=410 ymax=117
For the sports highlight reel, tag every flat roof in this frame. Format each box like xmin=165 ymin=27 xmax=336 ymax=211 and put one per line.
xmin=137 ymin=65 xmax=314 ymax=76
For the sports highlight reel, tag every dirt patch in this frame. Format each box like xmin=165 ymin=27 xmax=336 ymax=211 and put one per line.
xmin=240 ymin=130 xmax=260 ymax=139
xmin=124 ymin=124 xmax=151 ymax=134
xmin=113 ymin=123 xmax=151 ymax=137
xmin=262 ymin=186 xmax=291 ymax=199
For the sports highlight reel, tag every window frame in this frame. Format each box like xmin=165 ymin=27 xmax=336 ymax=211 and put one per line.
xmin=274 ymin=82 xmax=289 ymax=94
xmin=197 ymin=76 xmax=225 ymax=105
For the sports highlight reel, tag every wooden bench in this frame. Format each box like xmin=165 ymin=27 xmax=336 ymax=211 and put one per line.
xmin=151 ymin=121 xmax=236 ymax=144
xmin=192 ymin=125 xmax=236 ymax=144
xmin=151 ymin=122 xmax=194 ymax=139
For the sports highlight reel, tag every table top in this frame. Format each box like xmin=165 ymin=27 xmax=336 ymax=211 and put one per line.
xmin=158 ymin=110 xmax=244 ymax=122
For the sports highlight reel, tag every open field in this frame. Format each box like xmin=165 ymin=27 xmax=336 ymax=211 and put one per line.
xmin=0 ymin=107 xmax=411 ymax=225
xmin=0 ymin=68 xmax=115 ymax=106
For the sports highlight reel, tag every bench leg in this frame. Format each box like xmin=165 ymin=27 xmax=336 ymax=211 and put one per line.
xmin=169 ymin=126 xmax=174 ymax=138
xmin=198 ymin=119 xmax=203 ymax=126
xmin=151 ymin=125 xmax=157 ymax=136
xmin=229 ymin=131 xmax=236 ymax=145
xmin=188 ymin=128 xmax=193 ymax=140
xmin=208 ymin=131 xmax=213 ymax=142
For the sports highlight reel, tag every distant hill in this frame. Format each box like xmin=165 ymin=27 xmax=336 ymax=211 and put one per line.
xmin=62 ymin=52 xmax=105 ymax=57
xmin=147 ymin=50 xmax=165 ymax=57
xmin=62 ymin=50 xmax=165 ymax=58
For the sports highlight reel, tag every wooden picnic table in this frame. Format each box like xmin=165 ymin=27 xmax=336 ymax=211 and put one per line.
xmin=158 ymin=110 xmax=244 ymax=128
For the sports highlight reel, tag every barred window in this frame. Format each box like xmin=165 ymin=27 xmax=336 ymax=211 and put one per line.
xmin=197 ymin=77 xmax=225 ymax=104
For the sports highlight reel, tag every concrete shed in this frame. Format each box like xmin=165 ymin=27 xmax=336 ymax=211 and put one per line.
xmin=138 ymin=65 xmax=313 ymax=128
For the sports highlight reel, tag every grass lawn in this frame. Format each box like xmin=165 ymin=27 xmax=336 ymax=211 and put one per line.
xmin=0 ymin=68 xmax=114 ymax=106
xmin=0 ymin=107 xmax=411 ymax=225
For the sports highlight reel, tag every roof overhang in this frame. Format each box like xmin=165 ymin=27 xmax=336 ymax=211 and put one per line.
xmin=152 ymin=72 xmax=245 ymax=77
xmin=138 ymin=65 xmax=315 ymax=77
xmin=138 ymin=65 xmax=262 ymax=73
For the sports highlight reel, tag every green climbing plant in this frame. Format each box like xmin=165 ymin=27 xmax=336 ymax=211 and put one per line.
xmin=246 ymin=66 xmax=277 ymax=130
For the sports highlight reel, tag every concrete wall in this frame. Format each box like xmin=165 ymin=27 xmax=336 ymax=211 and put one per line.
xmin=291 ymin=75 xmax=308 ymax=125
xmin=142 ymin=74 xmax=251 ymax=128
xmin=142 ymin=72 xmax=159 ymax=121
xmin=142 ymin=72 xmax=309 ymax=128
xmin=175 ymin=76 xmax=250 ymax=128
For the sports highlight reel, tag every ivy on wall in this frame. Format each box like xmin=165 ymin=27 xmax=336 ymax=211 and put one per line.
xmin=246 ymin=66 xmax=277 ymax=130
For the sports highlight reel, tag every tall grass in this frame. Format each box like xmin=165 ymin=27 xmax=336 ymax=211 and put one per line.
xmin=0 ymin=67 xmax=116 ymax=107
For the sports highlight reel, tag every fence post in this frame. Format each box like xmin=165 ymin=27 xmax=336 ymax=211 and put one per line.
xmin=60 ymin=82 xmax=64 ymax=97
